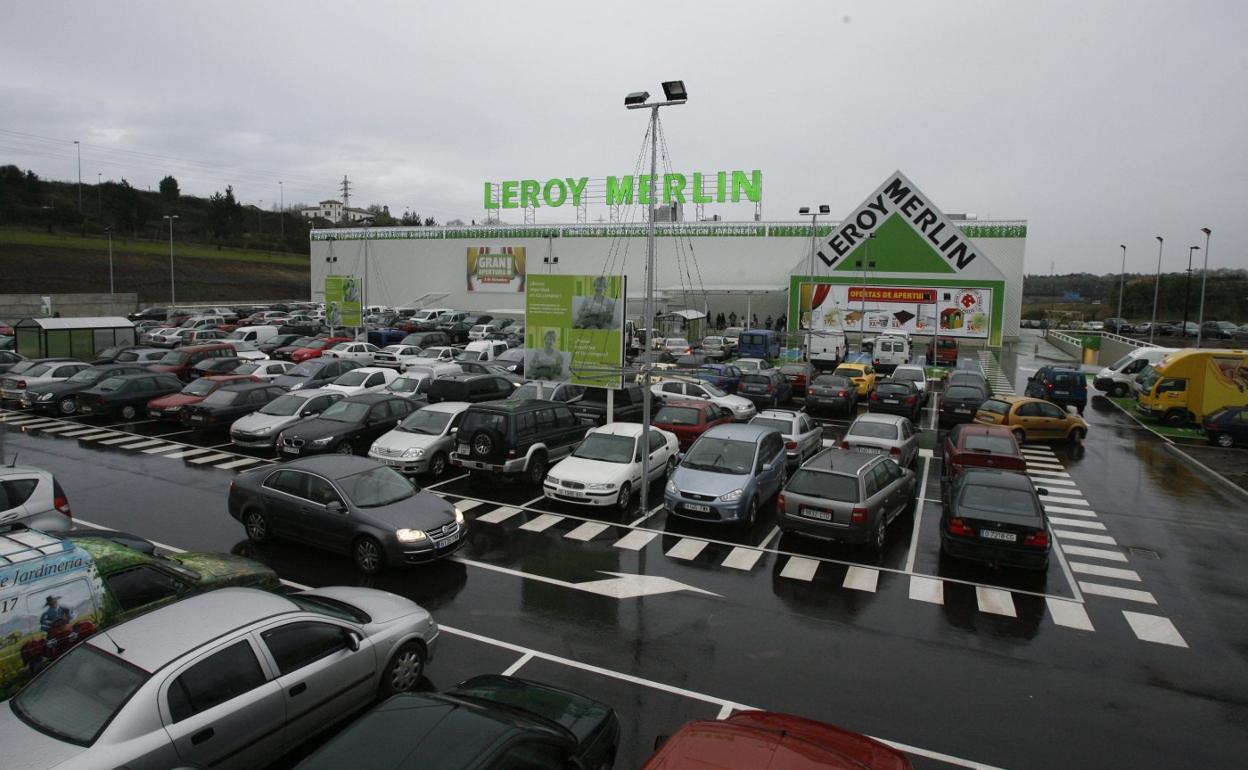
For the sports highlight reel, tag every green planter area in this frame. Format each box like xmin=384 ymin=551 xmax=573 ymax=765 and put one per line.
xmin=1105 ymin=395 xmax=1206 ymax=441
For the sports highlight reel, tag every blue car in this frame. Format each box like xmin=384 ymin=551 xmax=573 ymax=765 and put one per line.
xmin=664 ymin=423 xmax=787 ymax=527
xmin=694 ymin=363 xmax=744 ymax=394
xmin=1024 ymin=365 xmax=1088 ymax=415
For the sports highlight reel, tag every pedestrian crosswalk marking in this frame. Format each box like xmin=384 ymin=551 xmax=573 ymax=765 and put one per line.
xmin=1048 ymin=516 xmax=1106 ymax=530
xmin=1123 ymin=611 xmax=1187 ymax=647
xmin=721 ymin=547 xmax=764 ymax=571
xmin=842 ymin=566 xmax=879 ymax=592
xmin=666 ymin=538 xmax=708 ymax=560
xmin=908 ymin=575 xmax=944 ymax=604
xmin=1054 ymin=529 xmax=1117 ymax=546
xmin=565 ymin=521 xmax=610 ymax=541
xmin=976 ymin=586 xmax=1017 ymax=617
xmin=518 ymin=513 xmax=563 ymax=533
xmin=189 ymin=452 xmax=234 ymax=464
xmin=1047 ymin=598 xmax=1095 ymax=631
xmin=779 ymin=556 xmax=819 ymax=581
xmin=215 ymin=457 xmax=267 ymax=470
xmin=1079 ymin=582 xmax=1156 ymax=604
xmin=477 ymin=506 xmax=521 ymax=524
xmin=1061 ymin=544 xmax=1127 ymax=562
xmin=1070 ymin=562 xmax=1141 ymax=582
xmin=612 ymin=530 xmax=658 ymax=551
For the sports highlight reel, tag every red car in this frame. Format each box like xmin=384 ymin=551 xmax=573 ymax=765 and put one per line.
xmin=644 ymin=711 xmax=911 ymax=770
xmin=651 ymin=399 xmax=734 ymax=450
xmin=146 ymin=374 xmax=260 ymax=421
xmin=779 ymin=363 xmax=809 ymax=392
xmin=147 ymin=342 xmax=238 ymax=381
xmin=942 ymin=422 xmax=1026 ymax=482
xmin=289 ymin=336 xmax=353 ymax=363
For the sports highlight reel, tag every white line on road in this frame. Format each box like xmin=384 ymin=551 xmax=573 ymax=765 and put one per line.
xmin=666 ymin=538 xmax=708 ymax=561
xmin=842 ymin=566 xmax=879 ymax=593
xmin=779 ymin=556 xmax=819 ymax=581
xmin=189 ymin=452 xmax=234 ymax=464
xmin=1027 ymin=468 xmax=1071 ymax=478
xmin=116 ymin=439 xmax=168 ymax=450
xmin=755 ymin=526 xmax=780 ymax=550
xmin=1060 ymin=544 xmax=1128 ymax=562
xmin=720 ymin=546 xmax=764 ymax=571
xmin=908 ymin=575 xmax=944 ymax=604
xmin=1079 ymin=582 xmax=1157 ymax=604
xmin=1043 ymin=504 xmax=1097 ymax=517
xmin=215 ymin=457 xmax=267 ymax=470
xmin=141 ymin=443 xmax=184 ymax=454
xmin=612 ymin=530 xmax=658 ymax=551
xmin=1070 ymin=562 xmax=1141 ymax=582
xmin=98 ymin=435 xmax=148 ymax=446
xmin=426 ymin=472 xmax=468 ymax=489
xmin=518 ymin=513 xmax=563 ymax=533
xmin=976 ymin=586 xmax=1017 ymax=617
xmin=453 ymin=499 xmax=482 ymax=512
xmin=477 ymin=506 xmax=521 ymax=524
xmin=1048 ymin=516 xmax=1107 ymax=530
xmin=500 ymin=651 xmax=534 ymax=676
xmin=1046 ymin=598 xmax=1095 ymax=631
xmin=565 ymin=521 xmax=610 ymax=541
xmin=628 ymin=503 xmax=665 ymax=528
xmin=1123 ymin=611 xmax=1188 ymax=647
xmin=1055 ymin=529 xmax=1117 ymax=545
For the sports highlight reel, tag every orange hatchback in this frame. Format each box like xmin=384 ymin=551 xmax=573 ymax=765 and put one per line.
xmin=974 ymin=394 xmax=1087 ymax=443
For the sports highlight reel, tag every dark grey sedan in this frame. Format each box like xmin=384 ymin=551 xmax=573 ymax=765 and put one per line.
xmin=778 ymin=449 xmax=916 ymax=550
xmin=228 ymin=455 xmax=465 ymax=573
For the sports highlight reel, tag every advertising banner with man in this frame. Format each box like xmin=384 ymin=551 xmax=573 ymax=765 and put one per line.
xmin=799 ymin=281 xmax=992 ymax=339
xmin=324 ymin=275 xmax=362 ymax=327
xmin=467 ymin=246 xmax=526 ymax=292
xmin=525 ymin=274 xmax=625 ymax=388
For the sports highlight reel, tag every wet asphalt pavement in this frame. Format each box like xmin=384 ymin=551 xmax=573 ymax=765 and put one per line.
xmin=1 ymin=330 xmax=1246 ymax=769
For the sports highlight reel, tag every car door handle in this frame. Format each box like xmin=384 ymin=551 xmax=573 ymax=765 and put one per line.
xmin=290 ymin=682 xmax=307 ymax=696
xmin=192 ymin=727 xmax=215 ymax=745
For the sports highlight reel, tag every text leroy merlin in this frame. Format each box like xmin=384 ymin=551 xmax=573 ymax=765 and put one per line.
xmin=484 ymin=170 xmax=762 ymax=209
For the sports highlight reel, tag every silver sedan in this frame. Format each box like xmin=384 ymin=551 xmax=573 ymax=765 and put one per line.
xmin=0 ymin=586 xmax=438 ymax=770
xmin=749 ymin=409 xmax=823 ymax=468
xmin=840 ymin=412 xmax=920 ymax=467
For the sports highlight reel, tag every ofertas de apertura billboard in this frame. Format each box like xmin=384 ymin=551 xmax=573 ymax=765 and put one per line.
xmin=467 ymin=246 xmax=526 ymax=292
xmin=324 ymin=274 xmax=362 ymax=328
xmin=799 ymin=282 xmax=993 ymax=339
xmin=525 ymin=274 xmax=626 ymax=389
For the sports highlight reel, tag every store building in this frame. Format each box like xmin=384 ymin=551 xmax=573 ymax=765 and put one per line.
xmin=308 ymin=171 xmax=1026 ymax=347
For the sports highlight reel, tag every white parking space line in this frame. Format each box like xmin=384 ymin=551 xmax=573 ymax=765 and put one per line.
xmin=1070 ymin=562 xmax=1141 ymax=582
xmin=142 ymin=443 xmax=184 ymax=454
xmin=162 ymin=448 xmax=215 ymax=460
xmin=8 ymin=418 xmax=58 ymax=426
xmin=1048 ymin=517 xmax=1107 ymax=530
xmin=612 ymin=530 xmax=657 ymax=551
xmin=189 ymin=452 xmax=235 ymax=464
xmin=1027 ymin=468 xmax=1071 ymax=478
xmin=518 ymin=513 xmax=563 ymax=533
xmin=99 ymin=435 xmax=147 ymax=446
xmin=71 ymin=430 xmax=118 ymax=440
xmin=976 ymin=586 xmax=1017 ymax=617
xmin=918 ymin=448 xmax=934 ymax=459
xmin=215 ymin=457 xmax=266 ymax=470
xmin=1032 ymin=477 xmax=1078 ymax=487
xmin=666 ymin=538 xmax=708 ymax=561
xmin=1123 ymin=611 xmax=1188 ymax=647
xmin=778 ymin=556 xmax=819 ymax=581
xmin=1055 ymin=529 xmax=1117 ymax=545
xmin=1061 ymin=544 xmax=1128 ymax=562
xmin=908 ymin=575 xmax=944 ymax=604
xmin=1047 ymin=598 xmax=1095 ymax=631
xmin=628 ymin=504 xmax=665 ymax=528
xmin=1044 ymin=504 xmax=1097 ymax=517
xmin=565 ymin=521 xmax=610 ymax=541
xmin=720 ymin=546 xmax=764 ymax=571
xmin=453 ymin=499 xmax=483 ymax=512
xmin=118 ymin=439 xmax=168 ymax=450
xmin=521 ymin=495 xmax=547 ymax=509
xmin=426 ymin=472 xmax=468 ymax=489
xmin=755 ymin=526 xmax=780 ymax=550
xmin=1079 ymin=582 xmax=1157 ymax=604
xmin=500 ymin=651 xmax=534 ymax=677
xmin=477 ymin=506 xmax=521 ymax=524
xmin=842 ymin=566 xmax=879 ymax=593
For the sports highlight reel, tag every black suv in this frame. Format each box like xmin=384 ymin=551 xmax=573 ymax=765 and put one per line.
xmin=1024 ymin=365 xmax=1088 ymax=415
xmin=428 ymin=372 xmax=516 ymax=403
xmin=450 ymin=399 xmax=588 ymax=484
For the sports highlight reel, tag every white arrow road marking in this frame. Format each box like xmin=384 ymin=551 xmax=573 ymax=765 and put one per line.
xmin=451 ymin=556 xmax=720 ymax=598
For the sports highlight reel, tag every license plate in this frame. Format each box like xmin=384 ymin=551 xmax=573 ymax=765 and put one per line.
xmin=191 ymin=416 xmax=204 ymax=423
xmin=955 ymin=408 xmax=971 ymax=414
xmin=685 ymin=503 xmax=711 ymax=513
xmin=856 ymin=446 xmax=883 ymax=454
xmin=801 ymin=508 xmax=833 ymax=521
xmin=980 ymin=529 xmax=1017 ymax=542
xmin=885 ymin=399 xmax=899 ymax=404
xmin=282 ymin=446 xmax=299 ymax=455
xmin=1054 ymin=390 xmax=1069 ymax=395
xmin=457 ymin=443 xmax=470 ymax=455
xmin=561 ymin=488 xmax=587 ymax=498
xmin=81 ymin=407 xmax=93 ymax=414
xmin=441 ymin=530 xmax=460 ymax=545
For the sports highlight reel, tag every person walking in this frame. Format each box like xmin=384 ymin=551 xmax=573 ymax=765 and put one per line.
xmin=752 ymin=313 xmax=759 ymax=328
xmin=777 ymin=314 xmax=787 ymax=334
xmin=765 ymin=314 xmax=773 ymax=330
xmin=729 ymin=311 xmax=737 ymax=328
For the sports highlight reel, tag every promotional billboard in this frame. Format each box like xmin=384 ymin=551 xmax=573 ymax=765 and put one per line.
xmin=525 ymin=274 xmax=626 ymax=388
xmin=324 ymin=275 xmax=361 ymax=327
xmin=799 ymin=282 xmax=992 ymax=339
xmin=467 ymin=246 xmax=526 ymax=292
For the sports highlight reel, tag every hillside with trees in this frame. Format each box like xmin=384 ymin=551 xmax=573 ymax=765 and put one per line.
xmin=1022 ymin=270 xmax=1246 ymax=323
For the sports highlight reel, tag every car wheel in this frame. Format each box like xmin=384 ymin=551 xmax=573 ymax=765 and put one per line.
xmin=1163 ymin=410 xmax=1187 ymax=428
xmin=1069 ymin=427 xmax=1086 ymax=444
xmin=336 ymin=440 xmax=355 ymax=455
xmin=429 ymin=451 xmax=447 ymax=478
xmin=1112 ymin=383 xmax=1128 ymax=397
xmin=871 ymin=517 xmax=887 ymax=552
xmin=58 ymin=398 xmax=76 ymax=415
xmin=1215 ymin=432 xmax=1235 ymax=448
xmin=120 ymin=404 xmax=137 ymax=420
xmin=527 ymin=453 xmax=547 ymax=486
xmin=380 ymin=641 xmax=426 ymax=697
xmin=353 ymin=537 xmax=385 ymax=574
xmin=242 ymin=508 xmax=269 ymax=543
xmin=743 ymin=496 xmax=757 ymax=528
xmin=616 ymin=482 xmax=632 ymax=513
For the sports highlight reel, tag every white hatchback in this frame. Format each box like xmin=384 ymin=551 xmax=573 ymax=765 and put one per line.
xmin=543 ymin=423 xmax=679 ymax=512
xmin=324 ymin=366 xmax=400 ymax=397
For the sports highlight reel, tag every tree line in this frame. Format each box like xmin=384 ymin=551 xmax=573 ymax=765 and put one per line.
xmin=1023 ymin=270 xmax=1247 ymax=322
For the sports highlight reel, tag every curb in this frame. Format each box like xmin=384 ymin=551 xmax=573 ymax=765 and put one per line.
xmin=1162 ymin=442 xmax=1248 ymax=502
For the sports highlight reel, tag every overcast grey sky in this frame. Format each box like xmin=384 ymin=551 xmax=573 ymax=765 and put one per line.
xmin=2 ymin=1 xmax=1244 ymax=275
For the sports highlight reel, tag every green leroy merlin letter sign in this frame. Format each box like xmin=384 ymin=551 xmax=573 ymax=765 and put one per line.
xmin=485 ymin=171 xmax=762 ymax=210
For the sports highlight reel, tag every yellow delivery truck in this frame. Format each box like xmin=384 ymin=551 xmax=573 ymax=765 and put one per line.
xmin=1136 ymin=349 xmax=1248 ymax=427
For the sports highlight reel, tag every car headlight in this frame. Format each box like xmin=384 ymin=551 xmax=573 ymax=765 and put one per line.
xmin=311 ymin=436 xmax=333 ymax=447
xmin=250 ymin=423 xmax=275 ymax=435
xmin=453 ymin=507 xmax=465 ymax=525
xmin=396 ymin=528 xmax=427 ymax=542
xmin=665 ymin=478 xmax=678 ymax=494
xmin=545 ymin=475 xmax=561 ymax=486
xmin=402 ymin=447 xmax=425 ymax=459
xmin=289 ymin=381 xmax=304 ymax=390
xmin=38 ymin=392 xmax=54 ymax=402
xmin=720 ymin=488 xmax=743 ymax=502
xmin=734 ymin=403 xmax=751 ymax=410
xmin=586 ymin=482 xmax=616 ymax=490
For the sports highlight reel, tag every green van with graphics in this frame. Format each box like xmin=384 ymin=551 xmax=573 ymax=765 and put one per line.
xmin=0 ymin=528 xmax=279 ymax=698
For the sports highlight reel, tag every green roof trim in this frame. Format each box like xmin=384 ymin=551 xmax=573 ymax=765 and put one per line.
xmin=832 ymin=213 xmax=955 ymax=274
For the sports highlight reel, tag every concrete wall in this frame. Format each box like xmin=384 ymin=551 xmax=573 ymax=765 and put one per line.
xmin=0 ymin=293 xmax=139 ymax=320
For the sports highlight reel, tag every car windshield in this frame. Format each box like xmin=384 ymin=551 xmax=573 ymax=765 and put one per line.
xmin=202 ymin=389 xmax=241 ymax=406
xmin=334 ymin=371 xmax=371 ymax=386
xmin=331 ymin=342 xmax=353 ymax=351
xmin=946 ymin=385 xmax=986 ymax=400
xmin=260 ymin=394 xmax=306 ymax=416
xmin=388 ymin=377 xmax=420 ymax=393
xmin=416 ymin=348 xmax=443 ymax=358
xmin=114 ymin=351 xmax=140 ymax=362
xmin=704 ymin=337 xmax=723 ymax=346
xmin=459 ymin=350 xmax=485 ymax=361
xmin=182 ymin=379 xmax=218 ymax=396
xmin=877 ymin=383 xmax=910 ymax=396
xmin=848 ymin=421 xmax=898 ymax=440
xmin=67 ymin=369 xmax=104 ymax=384
xmin=655 ymin=405 xmax=700 ymax=425
xmin=12 ymin=644 xmax=148 ymax=746
xmin=158 ymin=351 xmax=189 ymax=365
xmin=320 ymin=400 xmax=369 ymax=423
xmin=667 ymin=338 xmax=689 ymax=347
xmin=285 ymin=361 xmax=322 ymax=377
xmin=751 ymin=417 xmax=793 ymax=434
xmin=893 ymin=369 xmax=923 ymax=382
xmin=573 ymin=432 xmax=635 ymax=463
xmin=234 ymin=363 xmax=260 ymax=374
xmin=337 ymin=465 xmax=414 ymax=507
xmin=1137 ymin=366 xmax=1161 ymax=391
xmin=305 ymin=340 xmax=331 ymax=350
xmin=399 ymin=408 xmax=452 ymax=435
xmin=959 ymin=482 xmax=1040 ymax=518
xmin=977 ymin=399 xmax=1010 ymax=416
xmin=786 ymin=469 xmax=859 ymax=502
xmin=682 ymin=437 xmax=755 ymax=474
xmin=833 ymin=367 xmax=863 ymax=378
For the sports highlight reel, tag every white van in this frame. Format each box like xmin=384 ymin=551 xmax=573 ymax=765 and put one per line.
xmin=413 ymin=308 xmax=454 ymax=324
xmin=459 ymin=340 xmax=510 ymax=362
xmin=227 ymin=325 xmax=279 ymax=345
xmin=809 ymin=330 xmax=847 ymax=369
xmin=1094 ymin=347 xmax=1176 ymax=397
xmin=872 ymin=333 xmax=911 ymax=372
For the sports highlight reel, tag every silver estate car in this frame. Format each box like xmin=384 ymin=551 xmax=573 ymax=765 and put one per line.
xmin=749 ymin=409 xmax=823 ymax=468
xmin=778 ymin=449 xmax=916 ymax=549
xmin=368 ymin=401 xmax=470 ymax=477
xmin=0 ymin=586 xmax=438 ymax=770
xmin=0 ymin=466 xmax=72 ymax=533
xmin=840 ymin=412 xmax=920 ymax=468
xmin=229 ymin=388 xmax=344 ymax=448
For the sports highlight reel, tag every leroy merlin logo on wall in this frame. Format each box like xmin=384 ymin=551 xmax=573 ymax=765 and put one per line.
xmin=817 ymin=171 xmax=984 ymax=273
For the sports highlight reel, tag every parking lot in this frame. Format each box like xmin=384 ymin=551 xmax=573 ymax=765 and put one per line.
xmin=1 ymin=330 xmax=1245 ymax=769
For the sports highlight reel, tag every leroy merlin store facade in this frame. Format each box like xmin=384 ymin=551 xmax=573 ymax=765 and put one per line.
xmin=309 ymin=171 xmax=1026 ymax=349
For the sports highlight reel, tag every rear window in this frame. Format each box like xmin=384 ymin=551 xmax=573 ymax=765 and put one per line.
xmin=959 ymin=482 xmax=1040 ymax=519
xmin=786 ymin=469 xmax=859 ymax=502
xmin=740 ymin=374 xmax=770 ymax=385
xmin=833 ymin=367 xmax=863 ymax=378
xmin=962 ymin=435 xmax=1017 ymax=455
xmin=1054 ymin=373 xmax=1083 ymax=388
xmin=848 ymin=421 xmax=898 ymax=440
xmin=812 ymin=375 xmax=852 ymax=389
xmin=458 ymin=410 xmax=508 ymax=437
xmin=876 ymin=383 xmax=910 ymax=396
xmin=750 ymin=417 xmax=793 ymax=434
xmin=945 ymin=385 xmax=986 ymax=400
xmin=978 ymin=399 xmax=1010 ymax=416
xmin=654 ymin=406 xmax=700 ymax=425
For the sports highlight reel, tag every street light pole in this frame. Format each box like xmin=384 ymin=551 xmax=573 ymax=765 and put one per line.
xmin=1116 ymin=244 xmax=1126 ymax=321
xmin=163 ymin=215 xmax=179 ymax=307
xmin=74 ymin=140 xmax=82 ymax=213
xmin=1182 ymin=245 xmax=1199 ymax=335
xmin=1150 ymin=236 xmax=1163 ymax=345
xmin=104 ymin=227 xmax=114 ymax=296
xmin=279 ymin=181 xmax=285 ymax=239
xmin=799 ymin=205 xmax=830 ymax=388
xmin=626 ymin=81 xmax=686 ymax=519
xmin=97 ymin=173 xmax=102 ymax=213
xmin=1195 ymin=227 xmax=1212 ymax=347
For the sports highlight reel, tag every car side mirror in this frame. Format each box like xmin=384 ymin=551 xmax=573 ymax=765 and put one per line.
xmin=347 ymin=631 xmax=361 ymax=652
xmin=762 ymin=462 xmax=775 ymax=472
xmin=325 ymin=500 xmax=345 ymax=514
